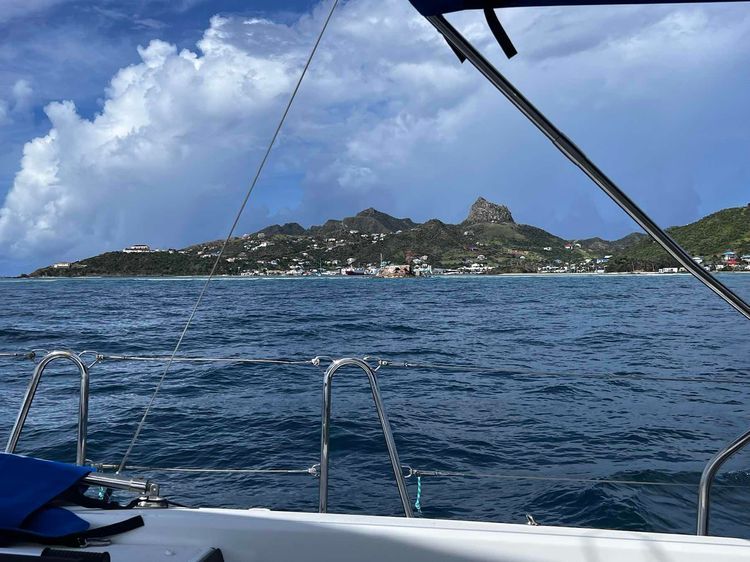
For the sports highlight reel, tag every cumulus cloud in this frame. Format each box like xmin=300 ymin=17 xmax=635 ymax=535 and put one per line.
xmin=0 ymin=0 xmax=749 ymax=270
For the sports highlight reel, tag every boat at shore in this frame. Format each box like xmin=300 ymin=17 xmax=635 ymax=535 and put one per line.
xmin=342 ymin=266 xmax=367 ymax=276
xmin=2 ymin=0 xmax=750 ymax=560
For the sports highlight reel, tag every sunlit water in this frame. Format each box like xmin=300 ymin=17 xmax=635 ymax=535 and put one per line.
xmin=1 ymin=274 xmax=749 ymax=536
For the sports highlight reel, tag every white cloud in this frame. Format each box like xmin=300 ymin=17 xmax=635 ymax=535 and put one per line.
xmin=0 ymin=0 xmax=749 ymax=270
xmin=0 ymin=80 xmax=34 ymax=128
xmin=11 ymin=79 xmax=33 ymax=113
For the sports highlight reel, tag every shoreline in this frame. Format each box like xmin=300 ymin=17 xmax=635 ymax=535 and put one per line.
xmin=4 ymin=271 xmax=750 ymax=281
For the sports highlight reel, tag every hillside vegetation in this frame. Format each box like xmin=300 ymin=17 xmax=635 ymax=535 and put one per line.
xmin=29 ymin=198 xmax=747 ymax=277
xmin=606 ymin=206 xmax=750 ymax=272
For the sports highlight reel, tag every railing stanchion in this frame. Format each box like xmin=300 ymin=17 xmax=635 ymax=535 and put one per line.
xmin=319 ymin=357 xmax=413 ymax=517
xmin=697 ymin=427 xmax=750 ymax=535
xmin=6 ymin=350 xmax=90 ymax=465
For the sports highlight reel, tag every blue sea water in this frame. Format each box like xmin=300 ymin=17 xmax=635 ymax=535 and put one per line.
xmin=1 ymin=274 xmax=749 ymax=537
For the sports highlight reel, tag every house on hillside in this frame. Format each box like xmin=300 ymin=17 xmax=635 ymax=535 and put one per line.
xmin=123 ymin=244 xmax=151 ymax=253
xmin=722 ymin=250 xmax=737 ymax=262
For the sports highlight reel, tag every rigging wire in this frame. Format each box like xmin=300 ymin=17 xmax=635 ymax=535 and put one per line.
xmin=116 ymin=0 xmax=340 ymax=474
xmin=91 ymin=461 xmax=750 ymax=490
xmin=96 ymin=463 xmax=317 ymax=475
xmin=2 ymin=349 xmax=744 ymax=386
xmin=0 ymin=352 xmax=36 ymax=360
xmin=1 ymin=349 xmax=745 ymax=385
xmin=368 ymin=357 xmax=749 ymax=385
xmin=405 ymin=468 xmax=724 ymax=488
xmin=93 ymin=353 xmax=317 ymax=366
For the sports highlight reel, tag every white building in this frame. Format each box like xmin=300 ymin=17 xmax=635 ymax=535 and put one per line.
xmin=123 ymin=244 xmax=151 ymax=253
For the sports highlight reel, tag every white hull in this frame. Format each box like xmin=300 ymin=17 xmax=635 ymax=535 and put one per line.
xmin=4 ymin=507 xmax=749 ymax=562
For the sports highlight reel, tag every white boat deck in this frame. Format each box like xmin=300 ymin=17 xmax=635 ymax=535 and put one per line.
xmin=5 ymin=507 xmax=748 ymax=562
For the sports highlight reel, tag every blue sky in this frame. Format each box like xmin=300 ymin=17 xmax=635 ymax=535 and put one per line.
xmin=0 ymin=0 xmax=748 ymax=275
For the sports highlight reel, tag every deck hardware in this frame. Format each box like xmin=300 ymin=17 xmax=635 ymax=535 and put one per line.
xmin=526 ymin=514 xmax=539 ymax=526
xmin=697 ymin=427 xmax=750 ymax=535
xmin=318 ymin=357 xmax=413 ymax=517
xmin=6 ymin=350 xmax=90 ymax=465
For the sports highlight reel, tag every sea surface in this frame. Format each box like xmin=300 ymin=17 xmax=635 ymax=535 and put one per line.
xmin=1 ymin=274 xmax=749 ymax=537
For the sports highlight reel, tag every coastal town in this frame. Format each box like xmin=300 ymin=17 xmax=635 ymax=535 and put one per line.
xmin=35 ymin=199 xmax=750 ymax=278
xmin=44 ymin=241 xmax=749 ymax=278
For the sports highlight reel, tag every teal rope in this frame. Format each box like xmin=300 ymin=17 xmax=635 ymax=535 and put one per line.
xmin=415 ymin=475 xmax=422 ymax=514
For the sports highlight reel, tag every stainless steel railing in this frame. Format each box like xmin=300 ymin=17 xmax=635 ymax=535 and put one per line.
xmin=6 ymin=350 xmax=90 ymax=465
xmin=10 ymin=349 xmax=745 ymax=530
xmin=319 ymin=357 xmax=413 ymax=517
xmin=697 ymin=427 xmax=750 ymax=535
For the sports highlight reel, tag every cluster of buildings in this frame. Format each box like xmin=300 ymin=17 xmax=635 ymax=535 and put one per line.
xmin=537 ymin=255 xmax=612 ymax=274
xmin=714 ymin=250 xmax=750 ymax=270
xmin=97 ymin=235 xmax=750 ymax=278
xmin=658 ymin=252 xmax=750 ymax=274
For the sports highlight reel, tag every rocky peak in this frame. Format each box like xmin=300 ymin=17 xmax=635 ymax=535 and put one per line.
xmin=356 ymin=207 xmax=389 ymax=219
xmin=464 ymin=197 xmax=514 ymax=224
xmin=259 ymin=222 xmax=306 ymax=236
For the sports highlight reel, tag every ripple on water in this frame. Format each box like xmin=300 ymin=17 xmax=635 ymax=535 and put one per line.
xmin=0 ymin=275 xmax=749 ymax=536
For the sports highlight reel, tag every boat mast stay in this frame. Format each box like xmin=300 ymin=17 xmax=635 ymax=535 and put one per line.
xmin=116 ymin=0 xmax=341 ymax=473
xmin=414 ymin=3 xmax=750 ymax=321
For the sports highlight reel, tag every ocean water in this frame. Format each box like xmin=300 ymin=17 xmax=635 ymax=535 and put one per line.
xmin=1 ymin=274 xmax=749 ymax=537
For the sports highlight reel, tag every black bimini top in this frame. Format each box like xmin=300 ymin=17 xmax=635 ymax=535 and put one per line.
xmin=409 ymin=0 xmax=744 ymax=15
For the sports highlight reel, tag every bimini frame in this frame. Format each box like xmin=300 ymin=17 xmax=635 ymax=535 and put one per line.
xmin=426 ymin=14 xmax=750 ymax=321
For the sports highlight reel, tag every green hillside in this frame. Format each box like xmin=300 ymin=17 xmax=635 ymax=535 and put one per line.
xmin=32 ymin=198 xmax=744 ymax=278
xmin=606 ymin=206 xmax=750 ymax=272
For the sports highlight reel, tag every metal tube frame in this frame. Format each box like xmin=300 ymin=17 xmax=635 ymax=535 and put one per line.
xmin=696 ymin=427 xmax=750 ymax=535
xmin=319 ymin=357 xmax=413 ymax=517
xmin=426 ymin=14 xmax=750 ymax=321
xmin=83 ymin=472 xmax=158 ymax=496
xmin=6 ymin=350 xmax=90 ymax=465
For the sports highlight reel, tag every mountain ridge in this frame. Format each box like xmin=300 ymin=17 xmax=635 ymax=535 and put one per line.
xmin=26 ymin=198 xmax=748 ymax=277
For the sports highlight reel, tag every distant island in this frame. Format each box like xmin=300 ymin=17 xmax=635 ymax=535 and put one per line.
xmin=27 ymin=198 xmax=750 ymax=278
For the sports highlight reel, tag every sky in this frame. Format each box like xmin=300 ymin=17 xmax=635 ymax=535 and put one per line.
xmin=0 ymin=0 xmax=748 ymax=275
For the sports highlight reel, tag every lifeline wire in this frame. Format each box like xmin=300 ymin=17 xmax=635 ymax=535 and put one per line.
xmin=0 ymin=352 xmax=36 ymax=360
xmin=96 ymin=463 xmax=317 ymax=475
xmin=93 ymin=461 xmax=750 ymax=490
xmin=116 ymin=0 xmax=340 ymax=473
xmin=407 ymin=469 xmax=713 ymax=488
xmin=3 ymin=349 xmax=744 ymax=386
xmin=369 ymin=357 xmax=749 ymax=385
xmin=96 ymin=354 xmax=316 ymax=366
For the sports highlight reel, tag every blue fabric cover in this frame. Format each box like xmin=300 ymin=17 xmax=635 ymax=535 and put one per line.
xmin=0 ymin=453 xmax=92 ymax=539
xmin=409 ymin=0 xmax=745 ymax=16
